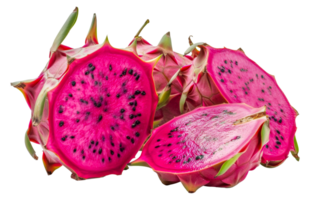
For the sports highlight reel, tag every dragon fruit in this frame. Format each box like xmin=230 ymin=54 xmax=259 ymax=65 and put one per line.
xmin=131 ymin=104 xmax=270 ymax=193
xmin=129 ymin=20 xmax=193 ymax=125
xmin=11 ymin=8 xmax=159 ymax=179
xmin=184 ymin=42 xmax=299 ymax=167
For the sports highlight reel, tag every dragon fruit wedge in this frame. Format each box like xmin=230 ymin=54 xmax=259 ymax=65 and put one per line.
xmin=184 ymin=42 xmax=299 ymax=167
xmin=11 ymin=8 xmax=159 ymax=179
xmin=131 ymin=104 xmax=270 ymax=193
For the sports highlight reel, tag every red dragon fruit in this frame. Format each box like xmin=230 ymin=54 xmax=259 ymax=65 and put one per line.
xmin=11 ymin=8 xmax=159 ymax=179
xmin=129 ymin=20 xmax=193 ymax=126
xmin=184 ymin=42 xmax=299 ymax=167
xmin=131 ymin=104 xmax=270 ymax=193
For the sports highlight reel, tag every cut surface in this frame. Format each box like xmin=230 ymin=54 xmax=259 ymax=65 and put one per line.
xmin=206 ymin=47 xmax=296 ymax=162
xmin=140 ymin=104 xmax=266 ymax=173
xmin=47 ymin=45 xmax=157 ymax=178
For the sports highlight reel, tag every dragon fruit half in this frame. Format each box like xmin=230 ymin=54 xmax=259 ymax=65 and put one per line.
xmin=12 ymin=8 xmax=159 ymax=179
xmin=184 ymin=42 xmax=299 ymax=167
xmin=131 ymin=103 xmax=270 ymax=193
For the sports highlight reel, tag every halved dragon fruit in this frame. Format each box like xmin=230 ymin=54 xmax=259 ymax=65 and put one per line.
xmin=12 ymin=8 xmax=159 ymax=179
xmin=184 ymin=42 xmax=299 ymax=167
xmin=131 ymin=104 xmax=270 ymax=193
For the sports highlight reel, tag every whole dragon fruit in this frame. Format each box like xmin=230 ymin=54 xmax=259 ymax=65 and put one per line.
xmin=11 ymin=8 xmax=159 ymax=179
xmin=184 ymin=42 xmax=299 ymax=167
xmin=131 ymin=104 xmax=270 ymax=193
xmin=129 ymin=20 xmax=193 ymax=125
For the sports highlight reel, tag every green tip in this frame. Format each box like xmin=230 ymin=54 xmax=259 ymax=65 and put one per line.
xmin=103 ymin=36 xmax=111 ymax=46
xmin=134 ymin=19 xmax=150 ymax=38
xmin=216 ymin=153 xmax=242 ymax=177
xmin=184 ymin=42 xmax=206 ymax=55
xmin=50 ymin=7 xmax=79 ymax=53
xmin=158 ymin=32 xmax=173 ymax=51
xmin=85 ymin=13 xmax=98 ymax=45
xmin=25 ymin=131 xmax=38 ymax=160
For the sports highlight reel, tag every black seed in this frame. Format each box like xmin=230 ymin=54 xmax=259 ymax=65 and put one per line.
xmin=235 ymin=61 xmax=238 ymax=65
xmin=93 ymin=149 xmax=96 ymax=153
xmin=137 ymin=113 xmax=141 ymax=117
xmin=157 ymin=139 xmax=161 ymax=142
xmin=82 ymin=156 xmax=85 ymax=160
xmin=172 ymin=156 xmax=176 ymax=159
xmin=220 ymin=79 xmax=224 ymax=82
xmin=135 ymin=132 xmax=140 ymax=137
xmin=220 ymin=69 xmax=224 ymax=73
xmin=245 ymin=91 xmax=248 ymax=95
xmin=73 ymin=149 xmax=76 ymax=153
xmin=88 ymin=145 xmax=91 ymax=149
xmin=281 ymin=136 xmax=284 ymax=140
xmin=141 ymin=91 xmax=146 ymax=95
xmin=129 ymin=102 xmax=134 ymax=106
xmin=116 ymin=94 xmax=120 ymax=98
xmin=228 ymin=69 xmax=231 ymax=74
xmin=131 ymin=138 xmax=135 ymax=144
xmin=269 ymin=86 xmax=272 ymax=89
xmin=126 ymin=136 xmax=130 ymax=140
xmin=265 ymin=144 xmax=269 ymax=148
xmin=108 ymin=157 xmax=111 ymax=161
xmin=129 ymin=114 xmax=134 ymax=119
xmin=134 ymin=73 xmax=137 ymax=76
xmin=71 ymin=81 xmax=76 ymax=86
xmin=262 ymin=89 xmax=265 ymax=93
xmin=58 ymin=108 xmax=63 ymax=114
xmin=70 ymin=136 xmax=75 ymax=139
xmin=120 ymin=115 xmax=124 ymax=120
xmin=275 ymin=136 xmax=279 ymax=140
xmin=94 ymin=81 xmax=98 ymax=86
xmin=111 ymin=142 xmax=115 ymax=147
xmin=98 ymin=115 xmax=103 ymax=123
xmin=99 ymin=148 xmax=102 ymax=154
xmin=69 ymin=93 xmax=73 ymax=97
xmin=135 ymin=90 xmax=141 ymax=95
xmin=102 ymin=136 xmax=105 ymax=141
xmin=95 ymin=141 xmax=98 ymax=146
xmin=132 ymin=123 xmax=136 ymax=128
xmin=178 ymin=135 xmax=182 ymax=138
xmin=224 ymin=60 xmax=227 ymax=64
xmin=111 ymin=126 xmax=115 ymax=131
xmin=135 ymin=120 xmax=140 ymax=125
xmin=85 ymin=71 xmax=90 ymax=75
xmin=90 ymin=66 xmax=96 ymax=71
xmin=105 ymin=76 xmax=108 ymax=80
xmin=110 ymin=150 xmax=114 ymax=155
xmin=61 ymin=136 xmax=66 ymax=141
xmin=280 ymin=109 xmax=283 ymax=112
xmin=102 ymin=158 xmax=105 ymax=163
xmin=176 ymin=159 xmax=180 ymax=163
xmin=132 ymin=107 xmax=136 ymax=111
xmin=91 ymin=140 xmax=94 ymax=145
xmin=122 ymin=69 xmax=127 ymax=75
xmin=134 ymin=101 xmax=137 ymax=106
xmin=158 ymin=154 xmax=162 ymax=157
xmin=276 ymin=141 xmax=281 ymax=145
xmin=129 ymin=69 xmax=133 ymax=75
xmin=169 ymin=135 xmax=173 ymax=138
xmin=65 ymin=97 xmax=68 ymax=101
xmin=81 ymin=150 xmax=84 ymax=154
xmin=107 ymin=93 xmax=110 ymax=97
xmin=129 ymin=95 xmax=135 ymax=99
xmin=117 ymin=154 xmax=120 ymax=158
xmin=187 ymin=158 xmax=191 ymax=162
xmin=275 ymin=145 xmax=279 ymax=149
xmin=230 ymin=90 xmax=233 ymax=93
xmin=59 ymin=121 xmax=64 ymax=127
xmin=195 ymin=155 xmax=204 ymax=160
xmin=279 ymin=118 xmax=282 ymax=123
xmin=135 ymin=75 xmax=140 ymax=81
xmin=120 ymin=147 xmax=125 ymax=152
xmin=91 ymin=74 xmax=94 ymax=79
xmin=86 ymin=112 xmax=90 ymax=115
xmin=261 ymin=75 xmax=264 ymax=78
xmin=109 ymin=65 xmax=112 ymax=71
xmin=167 ymin=143 xmax=172 ymax=147
xmin=120 ymin=109 xmax=125 ymax=113
xmin=218 ymin=72 xmax=221 ymax=76
xmin=104 ymin=108 xmax=107 ymax=112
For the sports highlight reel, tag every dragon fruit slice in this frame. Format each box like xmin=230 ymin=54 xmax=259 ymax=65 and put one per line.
xmin=11 ymin=8 xmax=159 ymax=179
xmin=131 ymin=104 xmax=270 ymax=193
xmin=184 ymin=43 xmax=299 ymax=167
